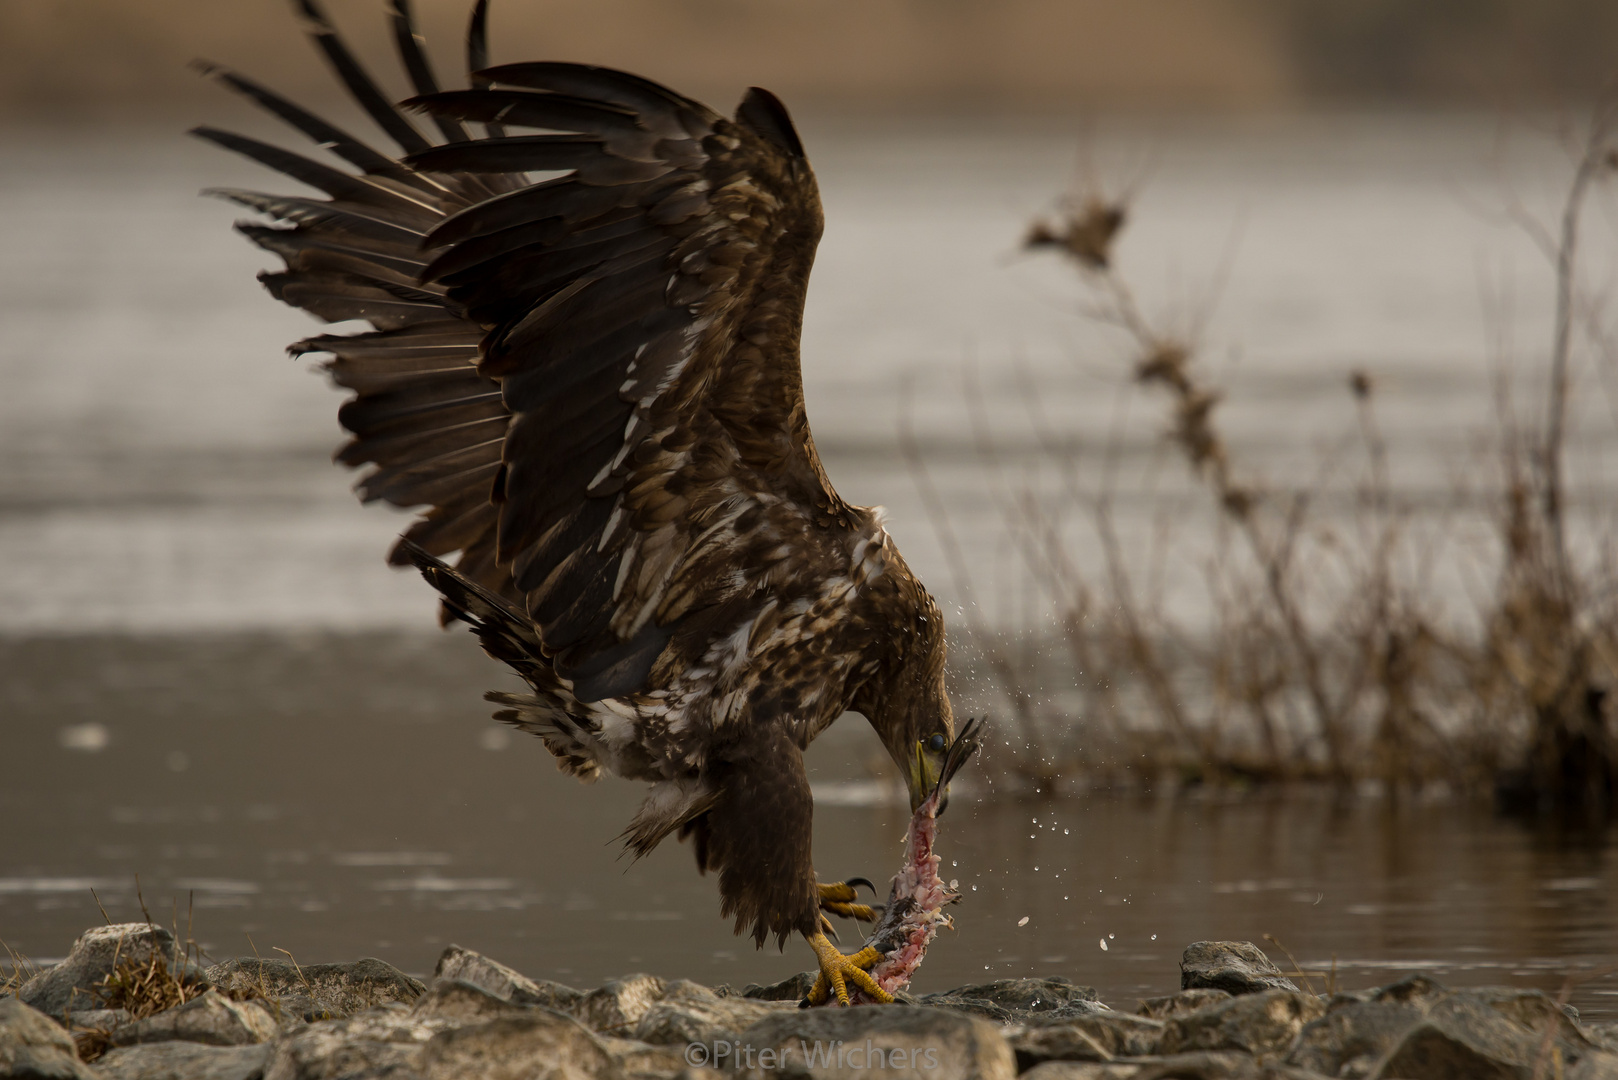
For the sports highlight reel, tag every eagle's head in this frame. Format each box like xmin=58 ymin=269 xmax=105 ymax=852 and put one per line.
xmin=854 ymin=565 xmax=957 ymax=813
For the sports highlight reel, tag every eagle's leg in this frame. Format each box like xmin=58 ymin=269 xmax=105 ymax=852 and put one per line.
xmin=803 ymin=931 xmax=891 ymax=1006
xmin=817 ymin=879 xmax=880 ymax=923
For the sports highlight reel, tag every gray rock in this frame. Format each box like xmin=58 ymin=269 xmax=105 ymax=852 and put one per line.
xmin=597 ymin=1033 xmax=696 ymax=1080
xmin=741 ymin=971 xmax=817 ymax=1002
xmin=107 ymin=990 xmax=278 ymax=1048
xmin=1363 ymin=989 xmax=1604 ymax=1079
xmin=1179 ymin=942 xmax=1299 ymax=997
xmin=1010 ymin=1013 xmax=1166 ymax=1068
xmin=430 ymin=946 xmax=582 ymax=1012
xmin=1136 ymin=989 xmax=1232 ymax=1020
xmin=1283 ymin=978 xmax=1609 ymax=1080
xmin=1586 ymin=1023 xmax=1618 ymax=1054
xmin=1286 ymin=999 xmax=1426 ymax=1077
xmin=1455 ymin=986 xmax=1591 ymax=1047
xmin=919 ymin=977 xmax=1105 ymax=1023
xmin=1568 ymin=1050 xmax=1618 ymax=1079
xmin=739 ymin=1004 xmax=1015 ymax=1080
xmin=61 ymin=1009 xmax=130 ymax=1033
xmin=410 ymin=980 xmax=534 ymax=1025
xmin=94 ymin=1042 xmax=270 ymax=1080
xmin=1362 ymin=973 xmax=1451 ymax=1011
xmin=205 ymin=958 xmax=423 ymax=1020
xmin=260 ymin=1001 xmax=454 ymax=1080
xmin=0 ymin=997 xmax=94 ymax=1079
xmin=1365 ymin=1020 xmax=1524 ymax=1080
xmin=631 ymin=980 xmax=794 ymax=1046
xmin=18 ymin=925 xmax=205 ymax=1019
xmin=568 ymin=974 xmax=665 ymax=1035
xmin=415 ymin=1010 xmax=614 ymax=1080
xmin=1020 ymin=1054 xmax=1305 ymax=1079
xmin=1160 ymin=988 xmax=1326 ymax=1061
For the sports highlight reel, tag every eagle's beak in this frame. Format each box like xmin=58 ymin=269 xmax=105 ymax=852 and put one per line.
xmin=908 ymin=740 xmax=943 ymax=814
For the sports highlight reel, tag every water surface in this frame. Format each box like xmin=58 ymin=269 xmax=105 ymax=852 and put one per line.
xmin=4 ymin=633 xmax=1614 ymax=1017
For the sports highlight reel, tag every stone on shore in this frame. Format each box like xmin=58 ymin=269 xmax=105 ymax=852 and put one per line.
xmin=630 ymin=979 xmax=795 ymax=1046
xmin=411 ymin=978 xmax=536 ymax=1025
xmin=568 ymin=973 xmax=665 ymax=1033
xmin=107 ymin=989 xmax=279 ymax=1048
xmin=94 ymin=1041 xmax=271 ymax=1080
xmin=1009 ymin=1012 xmax=1166 ymax=1068
xmin=1285 ymin=977 xmax=1612 ymax=1079
xmin=739 ymin=1004 xmax=1017 ymax=1080
xmin=16 ymin=924 xmax=1618 ymax=1080
xmin=17 ymin=924 xmax=205 ymax=1018
xmin=1137 ymin=988 xmax=1233 ymax=1020
xmin=62 ymin=1007 xmax=131 ymax=1033
xmin=739 ymin=969 xmax=818 ymax=1002
xmin=1020 ymin=1051 xmax=1301 ymax=1079
xmin=414 ymin=1010 xmax=614 ymax=1080
xmin=1180 ymin=941 xmax=1300 ymax=996
xmin=1159 ymin=988 xmax=1327 ymax=1060
xmin=205 ymin=957 xmax=423 ymax=1021
xmin=431 ymin=945 xmax=582 ymax=1011
xmin=920 ymin=977 xmax=1108 ymax=1023
xmin=258 ymin=1001 xmax=454 ymax=1080
xmin=0 ymin=996 xmax=95 ymax=1080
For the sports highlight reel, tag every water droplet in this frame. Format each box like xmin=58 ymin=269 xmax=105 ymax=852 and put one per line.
xmin=971 ymin=885 xmax=978 ymax=891
xmin=1063 ymin=829 xmax=1069 ymax=835
xmin=1151 ymin=934 xmax=1157 ymax=941
xmin=1099 ymin=938 xmax=1108 ymax=951
xmin=951 ymin=860 xmax=957 ymax=867
xmin=1108 ymin=933 xmax=1115 ymax=940
xmin=1017 ymin=916 xmax=1030 ymax=927
xmin=949 ymin=879 xmax=959 ymax=890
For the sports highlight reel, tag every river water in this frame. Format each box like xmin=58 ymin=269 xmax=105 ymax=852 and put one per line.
xmin=2 ymin=113 xmax=1616 ymax=1015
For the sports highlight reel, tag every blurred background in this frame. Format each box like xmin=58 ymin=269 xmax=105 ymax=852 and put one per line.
xmin=4 ymin=0 xmax=1618 ymax=1018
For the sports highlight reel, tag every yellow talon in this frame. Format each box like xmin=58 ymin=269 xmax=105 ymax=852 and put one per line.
xmin=804 ymin=932 xmax=891 ymax=1006
xmin=818 ymin=880 xmax=880 ymax=923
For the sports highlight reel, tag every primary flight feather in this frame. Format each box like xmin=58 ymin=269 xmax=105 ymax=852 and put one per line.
xmin=200 ymin=0 xmax=959 ymax=1005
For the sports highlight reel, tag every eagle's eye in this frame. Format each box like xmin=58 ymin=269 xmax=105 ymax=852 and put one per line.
xmin=927 ymin=733 xmax=946 ymax=753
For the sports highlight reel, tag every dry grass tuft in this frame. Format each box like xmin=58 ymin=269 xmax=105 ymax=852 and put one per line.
xmin=1024 ymin=196 xmax=1128 ymax=271
xmin=1 ymin=938 xmax=40 ymax=996
xmin=72 ymin=886 xmax=218 ymax=1062
xmin=930 ymin=100 xmax=1618 ymax=812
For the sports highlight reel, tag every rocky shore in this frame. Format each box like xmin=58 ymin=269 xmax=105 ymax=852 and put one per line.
xmin=4 ymin=924 xmax=1617 ymax=1079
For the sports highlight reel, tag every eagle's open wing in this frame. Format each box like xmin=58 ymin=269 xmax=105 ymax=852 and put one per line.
xmin=202 ymin=0 xmax=856 ymax=702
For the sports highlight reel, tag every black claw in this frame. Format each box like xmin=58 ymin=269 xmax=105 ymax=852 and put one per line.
xmin=845 ymin=877 xmax=877 ymax=896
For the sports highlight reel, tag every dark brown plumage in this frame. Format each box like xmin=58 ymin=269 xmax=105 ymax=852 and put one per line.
xmin=200 ymin=0 xmax=958 ymax=1004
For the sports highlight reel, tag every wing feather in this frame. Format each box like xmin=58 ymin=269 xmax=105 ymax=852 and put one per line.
xmin=394 ymin=77 xmax=858 ymax=700
xmin=206 ymin=5 xmax=863 ymax=701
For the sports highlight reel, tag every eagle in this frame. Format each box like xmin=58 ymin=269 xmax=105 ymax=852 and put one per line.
xmin=198 ymin=0 xmax=959 ymax=1005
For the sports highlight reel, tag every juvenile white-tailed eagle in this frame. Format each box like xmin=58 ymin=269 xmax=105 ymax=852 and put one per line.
xmin=199 ymin=0 xmax=958 ymax=1005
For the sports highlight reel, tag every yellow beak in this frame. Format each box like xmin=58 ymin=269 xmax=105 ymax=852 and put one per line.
xmin=908 ymin=740 xmax=942 ymax=813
